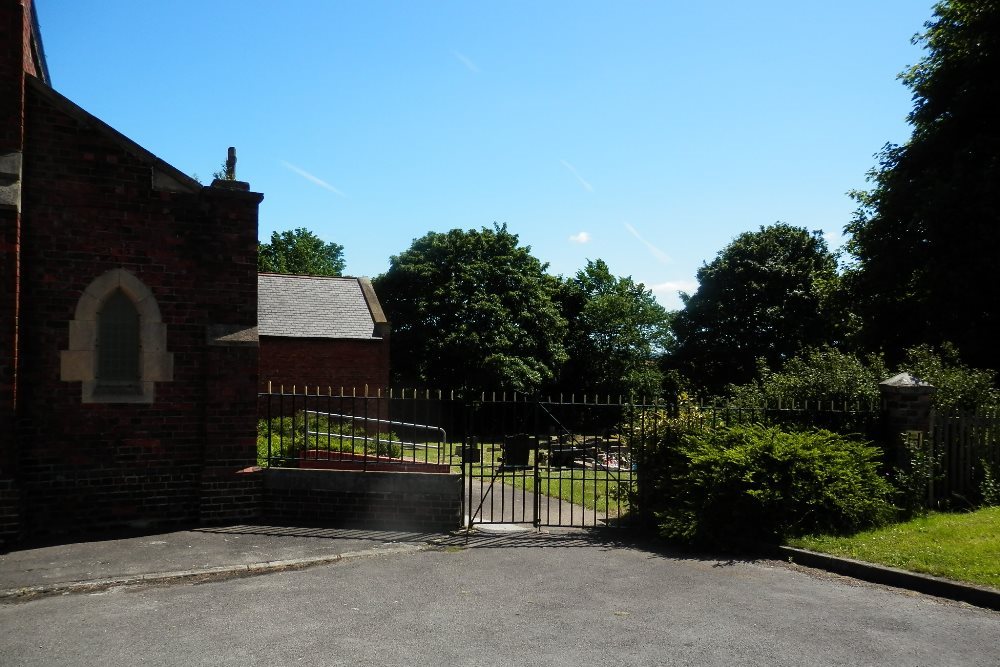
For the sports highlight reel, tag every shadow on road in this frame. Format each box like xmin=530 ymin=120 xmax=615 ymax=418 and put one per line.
xmin=195 ymin=523 xmax=760 ymax=568
xmin=194 ymin=523 xmax=445 ymax=546
xmin=442 ymin=526 xmax=762 ymax=567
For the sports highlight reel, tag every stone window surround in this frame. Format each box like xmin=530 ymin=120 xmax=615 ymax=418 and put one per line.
xmin=60 ymin=268 xmax=173 ymax=403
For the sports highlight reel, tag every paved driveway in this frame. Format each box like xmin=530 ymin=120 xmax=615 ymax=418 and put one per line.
xmin=1 ymin=530 xmax=997 ymax=666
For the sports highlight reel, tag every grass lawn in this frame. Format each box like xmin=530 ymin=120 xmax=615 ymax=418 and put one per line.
xmin=458 ymin=443 xmax=633 ymax=516
xmin=787 ymin=506 xmax=1000 ymax=590
xmin=491 ymin=466 xmax=631 ymax=517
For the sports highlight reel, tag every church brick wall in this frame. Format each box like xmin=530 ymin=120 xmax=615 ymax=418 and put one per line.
xmin=259 ymin=336 xmax=389 ymax=394
xmin=1 ymin=76 xmax=263 ymax=541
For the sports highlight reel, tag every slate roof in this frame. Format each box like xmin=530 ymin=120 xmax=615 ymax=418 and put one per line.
xmin=258 ymin=274 xmax=385 ymax=340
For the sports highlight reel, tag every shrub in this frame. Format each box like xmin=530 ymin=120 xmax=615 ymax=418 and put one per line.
xmin=901 ymin=343 xmax=1000 ymax=412
xmin=891 ymin=432 xmax=943 ymax=517
xmin=726 ymin=346 xmax=887 ymax=407
xmin=653 ymin=424 xmax=895 ymax=547
xmin=980 ymin=461 xmax=1000 ymax=507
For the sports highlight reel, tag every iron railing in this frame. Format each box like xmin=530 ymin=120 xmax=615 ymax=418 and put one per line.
xmin=257 ymin=388 xmax=884 ymax=529
xmin=461 ymin=392 xmax=654 ymax=528
xmin=258 ymin=388 xmax=462 ymax=471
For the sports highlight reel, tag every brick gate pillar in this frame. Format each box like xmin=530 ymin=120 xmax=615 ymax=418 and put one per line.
xmin=879 ymin=372 xmax=936 ymax=463
xmin=197 ymin=175 xmax=264 ymax=524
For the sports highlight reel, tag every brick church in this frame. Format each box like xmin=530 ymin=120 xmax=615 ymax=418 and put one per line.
xmin=1 ymin=0 xmax=264 ymax=543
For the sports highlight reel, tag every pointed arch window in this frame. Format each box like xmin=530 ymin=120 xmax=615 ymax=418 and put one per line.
xmin=96 ymin=289 xmax=141 ymax=390
xmin=61 ymin=269 xmax=173 ymax=403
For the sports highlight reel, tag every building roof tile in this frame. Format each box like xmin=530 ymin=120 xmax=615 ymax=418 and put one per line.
xmin=258 ymin=274 xmax=383 ymax=340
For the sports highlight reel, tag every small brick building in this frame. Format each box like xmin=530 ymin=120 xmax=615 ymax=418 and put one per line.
xmin=258 ymin=273 xmax=390 ymax=393
xmin=1 ymin=0 xmax=263 ymax=542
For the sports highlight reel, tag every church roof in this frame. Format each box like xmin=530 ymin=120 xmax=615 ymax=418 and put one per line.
xmin=257 ymin=274 xmax=387 ymax=340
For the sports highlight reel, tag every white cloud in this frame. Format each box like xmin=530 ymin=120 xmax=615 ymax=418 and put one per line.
xmin=560 ymin=159 xmax=593 ymax=192
xmin=823 ymin=230 xmax=845 ymax=248
xmin=569 ymin=231 xmax=591 ymax=244
xmin=650 ymin=280 xmax=698 ymax=309
xmin=624 ymin=223 xmax=671 ymax=264
xmin=280 ymin=160 xmax=346 ymax=197
xmin=651 ymin=280 xmax=698 ymax=295
xmin=452 ymin=50 xmax=480 ymax=73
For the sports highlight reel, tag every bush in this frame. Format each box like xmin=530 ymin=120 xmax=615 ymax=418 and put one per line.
xmin=726 ymin=346 xmax=887 ymax=407
xmin=981 ymin=461 xmax=1000 ymax=507
xmin=652 ymin=424 xmax=895 ymax=547
xmin=891 ymin=432 xmax=943 ymax=517
xmin=901 ymin=343 xmax=1000 ymax=412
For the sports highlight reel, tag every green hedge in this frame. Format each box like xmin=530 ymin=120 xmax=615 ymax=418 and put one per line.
xmin=651 ymin=424 xmax=894 ymax=547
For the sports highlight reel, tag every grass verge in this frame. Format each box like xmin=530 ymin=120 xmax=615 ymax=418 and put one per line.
xmin=787 ymin=507 xmax=1000 ymax=590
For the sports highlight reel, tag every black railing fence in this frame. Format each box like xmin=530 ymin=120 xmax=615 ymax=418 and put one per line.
xmin=257 ymin=388 xmax=885 ymax=527
xmin=257 ymin=390 xmax=882 ymax=469
xmin=257 ymin=388 xmax=461 ymax=470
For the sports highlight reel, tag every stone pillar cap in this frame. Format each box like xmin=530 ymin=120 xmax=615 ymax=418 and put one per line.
xmin=879 ymin=372 xmax=935 ymax=388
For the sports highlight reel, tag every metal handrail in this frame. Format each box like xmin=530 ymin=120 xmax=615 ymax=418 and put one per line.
xmin=303 ymin=410 xmax=447 ymax=449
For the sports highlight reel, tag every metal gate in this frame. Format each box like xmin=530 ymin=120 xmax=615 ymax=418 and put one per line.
xmin=461 ymin=394 xmax=648 ymax=529
xmin=258 ymin=387 xmax=654 ymax=530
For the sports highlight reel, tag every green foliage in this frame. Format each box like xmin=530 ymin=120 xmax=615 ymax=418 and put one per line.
xmin=257 ymin=414 xmax=401 ymax=467
xmin=980 ymin=461 xmax=1000 ymax=507
xmin=556 ymin=259 xmax=672 ymax=399
xmin=258 ymin=228 xmax=346 ymax=276
xmin=669 ymin=223 xmax=846 ymax=393
xmin=651 ymin=424 xmax=895 ymax=547
xmin=901 ymin=343 xmax=1000 ymax=412
xmin=373 ymin=223 xmax=567 ymax=393
xmin=892 ymin=432 xmax=944 ymax=518
xmin=844 ymin=1 xmax=1000 ymax=367
xmin=726 ymin=347 xmax=888 ymax=407
xmin=212 ymin=160 xmax=236 ymax=181
xmin=257 ymin=416 xmax=302 ymax=466
xmin=721 ymin=342 xmax=999 ymax=413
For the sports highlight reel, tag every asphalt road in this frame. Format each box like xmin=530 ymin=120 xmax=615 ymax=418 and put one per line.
xmin=2 ymin=531 xmax=997 ymax=666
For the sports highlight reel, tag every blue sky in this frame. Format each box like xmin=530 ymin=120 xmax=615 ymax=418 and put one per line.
xmin=36 ymin=1 xmax=931 ymax=309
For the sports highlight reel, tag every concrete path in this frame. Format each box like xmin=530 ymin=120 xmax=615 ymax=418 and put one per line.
xmin=2 ymin=528 xmax=997 ymax=666
xmin=465 ymin=476 xmax=612 ymax=527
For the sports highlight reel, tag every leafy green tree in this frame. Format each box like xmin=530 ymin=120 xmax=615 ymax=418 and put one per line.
xmin=258 ymin=228 xmax=346 ymax=276
xmin=669 ymin=223 xmax=845 ymax=393
xmin=556 ymin=260 xmax=671 ymax=399
xmin=373 ymin=224 xmax=567 ymax=393
xmin=844 ymin=0 xmax=1000 ymax=368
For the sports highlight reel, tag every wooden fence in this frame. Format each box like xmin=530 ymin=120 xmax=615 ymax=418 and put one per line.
xmin=927 ymin=410 xmax=1000 ymax=506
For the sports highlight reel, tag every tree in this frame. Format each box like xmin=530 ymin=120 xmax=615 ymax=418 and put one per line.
xmin=258 ymin=228 xmax=345 ymax=276
xmin=556 ymin=260 xmax=671 ymax=399
xmin=844 ymin=0 xmax=1000 ymax=368
xmin=373 ymin=224 xmax=567 ymax=393
xmin=669 ymin=223 xmax=844 ymax=393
